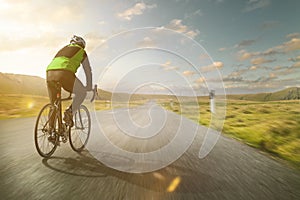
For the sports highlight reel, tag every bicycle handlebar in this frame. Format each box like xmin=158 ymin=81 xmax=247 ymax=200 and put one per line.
xmin=90 ymin=84 xmax=98 ymax=102
xmin=61 ymin=84 xmax=98 ymax=102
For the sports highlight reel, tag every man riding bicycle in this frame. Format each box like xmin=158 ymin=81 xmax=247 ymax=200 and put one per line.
xmin=46 ymin=35 xmax=92 ymax=128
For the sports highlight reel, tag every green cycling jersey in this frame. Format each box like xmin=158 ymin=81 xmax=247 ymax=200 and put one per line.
xmin=46 ymin=43 xmax=87 ymax=73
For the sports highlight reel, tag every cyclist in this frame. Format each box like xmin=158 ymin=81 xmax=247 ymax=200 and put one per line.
xmin=46 ymin=35 xmax=92 ymax=128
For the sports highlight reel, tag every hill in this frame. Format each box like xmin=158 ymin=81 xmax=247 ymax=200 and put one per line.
xmin=227 ymin=87 xmax=300 ymax=101
xmin=0 ymin=72 xmax=47 ymax=96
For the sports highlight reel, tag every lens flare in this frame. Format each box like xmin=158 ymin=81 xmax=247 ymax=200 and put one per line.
xmin=27 ymin=102 xmax=34 ymax=109
xmin=167 ymin=176 xmax=181 ymax=192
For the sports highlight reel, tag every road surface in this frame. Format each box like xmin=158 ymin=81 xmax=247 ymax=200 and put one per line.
xmin=0 ymin=104 xmax=300 ymax=200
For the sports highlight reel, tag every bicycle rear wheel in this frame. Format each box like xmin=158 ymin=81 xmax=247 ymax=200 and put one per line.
xmin=69 ymin=105 xmax=91 ymax=152
xmin=34 ymin=104 xmax=58 ymax=157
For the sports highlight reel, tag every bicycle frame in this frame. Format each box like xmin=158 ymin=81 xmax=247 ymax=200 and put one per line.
xmin=44 ymin=85 xmax=72 ymax=136
xmin=75 ymin=111 xmax=84 ymax=130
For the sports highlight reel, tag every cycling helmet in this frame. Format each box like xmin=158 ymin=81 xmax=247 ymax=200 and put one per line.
xmin=70 ymin=35 xmax=86 ymax=48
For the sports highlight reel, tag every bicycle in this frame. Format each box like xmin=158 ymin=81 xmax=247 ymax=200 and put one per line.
xmin=34 ymin=82 xmax=97 ymax=157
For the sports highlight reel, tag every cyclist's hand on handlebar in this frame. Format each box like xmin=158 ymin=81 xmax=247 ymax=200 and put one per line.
xmin=90 ymin=84 xmax=98 ymax=102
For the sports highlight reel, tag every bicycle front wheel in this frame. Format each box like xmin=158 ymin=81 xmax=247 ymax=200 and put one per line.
xmin=34 ymin=104 xmax=58 ymax=157
xmin=69 ymin=105 xmax=91 ymax=152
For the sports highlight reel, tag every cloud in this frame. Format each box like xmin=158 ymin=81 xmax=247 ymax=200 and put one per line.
xmin=184 ymin=9 xmax=203 ymax=19
xmin=273 ymin=65 xmax=285 ymax=71
xmin=84 ymin=32 xmax=108 ymax=52
xmin=269 ymin=72 xmax=277 ymax=78
xmin=213 ymin=61 xmax=224 ymax=68
xmin=116 ymin=2 xmax=156 ymax=21
xmin=224 ymin=62 xmax=299 ymax=92
xmin=292 ymin=62 xmax=300 ymax=68
xmin=162 ymin=61 xmax=171 ymax=66
xmin=0 ymin=30 xmax=108 ymax=52
xmin=265 ymin=34 xmax=300 ymax=53
xmin=223 ymin=76 xmax=244 ymax=82
xmin=262 ymin=63 xmax=300 ymax=78
xmin=98 ymin=21 xmax=106 ymax=25
xmin=230 ymin=71 xmax=244 ymax=77
xmin=222 ymin=64 xmax=276 ymax=85
xmin=254 ymin=73 xmax=277 ymax=83
xmin=281 ymin=38 xmax=300 ymax=52
xmin=195 ymin=77 xmax=206 ymax=83
xmin=0 ymin=0 xmax=84 ymax=24
xmin=235 ymin=39 xmax=256 ymax=48
xmin=224 ymin=68 xmax=248 ymax=81
xmin=237 ymin=50 xmax=256 ymax=61
xmin=218 ymin=47 xmax=227 ymax=52
xmin=243 ymin=0 xmax=271 ymax=12
xmin=288 ymin=55 xmax=300 ymax=62
xmin=182 ymin=70 xmax=196 ymax=76
xmin=0 ymin=1 xmax=88 ymax=52
xmin=250 ymin=57 xmax=276 ymax=65
xmin=0 ymin=32 xmax=66 ymax=51
xmin=286 ymin=33 xmax=300 ymax=39
xmin=192 ymin=76 xmax=208 ymax=90
xmin=137 ymin=37 xmax=157 ymax=48
xmin=249 ymin=66 xmax=257 ymax=70
xmin=165 ymin=19 xmax=200 ymax=39
xmin=236 ymin=33 xmax=300 ymax=62
xmin=200 ymin=61 xmax=224 ymax=72
xmin=160 ymin=61 xmax=179 ymax=71
xmin=199 ymin=53 xmax=210 ymax=60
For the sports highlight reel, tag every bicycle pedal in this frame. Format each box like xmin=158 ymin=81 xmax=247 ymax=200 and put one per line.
xmin=48 ymin=135 xmax=57 ymax=145
xmin=60 ymin=136 xmax=68 ymax=143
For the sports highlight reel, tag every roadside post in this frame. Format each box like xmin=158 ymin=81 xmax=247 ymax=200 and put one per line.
xmin=209 ymin=90 xmax=215 ymax=114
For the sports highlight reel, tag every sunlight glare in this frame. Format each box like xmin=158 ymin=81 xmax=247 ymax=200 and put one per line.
xmin=27 ymin=101 xmax=35 ymax=109
xmin=167 ymin=176 xmax=181 ymax=192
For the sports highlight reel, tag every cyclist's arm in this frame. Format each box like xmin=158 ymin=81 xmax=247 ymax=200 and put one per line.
xmin=82 ymin=55 xmax=92 ymax=91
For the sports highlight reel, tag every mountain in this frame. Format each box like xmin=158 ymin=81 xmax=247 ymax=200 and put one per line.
xmin=227 ymin=87 xmax=300 ymax=101
xmin=0 ymin=72 xmax=111 ymax=99
xmin=0 ymin=72 xmax=47 ymax=96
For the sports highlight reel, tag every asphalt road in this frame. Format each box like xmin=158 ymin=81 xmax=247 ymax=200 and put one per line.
xmin=0 ymin=104 xmax=300 ymax=200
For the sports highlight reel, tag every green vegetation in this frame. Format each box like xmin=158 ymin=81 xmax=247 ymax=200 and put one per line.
xmin=222 ymin=100 xmax=300 ymax=168
xmin=161 ymin=99 xmax=300 ymax=169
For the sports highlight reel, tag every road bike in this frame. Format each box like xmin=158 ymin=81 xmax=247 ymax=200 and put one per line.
xmin=34 ymin=82 xmax=97 ymax=157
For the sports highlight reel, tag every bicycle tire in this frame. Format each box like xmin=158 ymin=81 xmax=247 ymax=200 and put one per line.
xmin=69 ymin=105 xmax=91 ymax=152
xmin=34 ymin=104 xmax=58 ymax=157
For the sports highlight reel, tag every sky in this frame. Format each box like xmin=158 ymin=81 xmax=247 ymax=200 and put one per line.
xmin=0 ymin=0 xmax=300 ymax=94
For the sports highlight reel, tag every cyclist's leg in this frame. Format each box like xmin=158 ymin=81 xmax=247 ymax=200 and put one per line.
xmin=71 ymin=77 xmax=87 ymax=113
xmin=46 ymin=71 xmax=60 ymax=130
xmin=59 ymin=71 xmax=87 ymax=115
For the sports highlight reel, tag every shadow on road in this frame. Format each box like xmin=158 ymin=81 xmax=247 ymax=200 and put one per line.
xmin=42 ymin=151 xmax=108 ymax=178
xmin=42 ymin=151 xmax=228 ymax=194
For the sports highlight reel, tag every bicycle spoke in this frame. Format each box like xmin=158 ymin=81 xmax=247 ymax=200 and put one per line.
xmin=34 ymin=104 xmax=57 ymax=157
xmin=69 ymin=105 xmax=91 ymax=152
